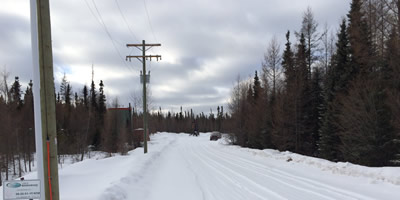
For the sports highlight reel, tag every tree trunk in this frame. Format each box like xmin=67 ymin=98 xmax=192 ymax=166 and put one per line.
xmin=5 ymin=153 xmax=9 ymax=180
xmin=29 ymin=153 xmax=32 ymax=172
xmin=0 ymin=157 xmax=2 ymax=186
xmin=24 ymin=153 xmax=27 ymax=173
xmin=18 ymin=153 xmax=22 ymax=177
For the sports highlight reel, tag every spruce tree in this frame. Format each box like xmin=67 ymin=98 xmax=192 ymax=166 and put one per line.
xmin=82 ymin=85 xmax=89 ymax=109
xmin=253 ymin=71 xmax=261 ymax=101
xmin=319 ymin=19 xmax=350 ymax=161
xmin=60 ymin=73 xmax=68 ymax=104
xmin=74 ymin=92 xmax=79 ymax=106
xmin=309 ymin=68 xmax=324 ymax=155
xmin=57 ymin=92 xmax=60 ymax=104
xmin=98 ymin=80 xmax=106 ymax=125
xmin=90 ymin=80 xmax=97 ymax=110
xmin=278 ymin=31 xmax=296 ymax=151
xmin=65 ymin=83 xmax=72 ymax=106
xmin=10 ymin=76 xmax=22 ymax=110
xmin=282 ymin=31 xmax=295 ymax=90
xmin=295 ymin=33 xmax=310 ymax=154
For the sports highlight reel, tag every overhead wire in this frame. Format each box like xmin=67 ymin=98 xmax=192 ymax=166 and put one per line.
xmin=115 ymin=0 xmax=139 ymax=43
xmin=84 ymin=0 xmax=135 ymax=73
xmin=143 ymin=0 xmax=162 ymax=72
xmin=143 ymin=0 xmax=158 ymax=43
xmin=114 ymin=0 xmax=144 ymax=70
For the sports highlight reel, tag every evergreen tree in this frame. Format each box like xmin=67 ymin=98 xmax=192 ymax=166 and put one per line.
xmin=295 ymin=33 xmax=310 ymax=154
xmin=282 ymin=31 xmax=295 ymax=90
xmin=90 ymin=80 xmax=97 ymax=110
xmin=309 ymin=68 xmax=324 ymax=155
xmin=60 ymin=73 xmax=68 ymax=104
xmin=65 ymin=83 xmax=72 ymax=106
xmin=98 ymin=80 xmax=106 ymax=125
xmin=253 ymin=71 xmax=261 ymax=101
xmin=10 ymin=76 xmax=22 ymax=109
xmin=82 ymin=85 xmax=89 ymax=109
xmin=57 ymin=92 xmax=60 ymax=104
xmin=74 ymin=92 xmax=79 ymax=106
xmin=319 ymin=19 xmax=350 ymax=161
xmin=24 ymin=80 xmax=33 ymax=105
xmin=217 ymin=106 xmax=221 ymax=131
xmin=276 ymin=31 xmax=296 ymax=151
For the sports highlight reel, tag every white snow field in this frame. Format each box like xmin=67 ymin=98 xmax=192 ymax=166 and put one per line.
xmin=1 ymin=132 xmax=400 ymax=200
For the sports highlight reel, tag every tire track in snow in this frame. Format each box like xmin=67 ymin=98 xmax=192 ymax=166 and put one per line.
xmin=208 ymin=143 xmax=376 ymax=200
xmin=199 ymin=144 xmax=337 ymax=200
xmin=192 ymin=142 xmax=288 ymax=200
xmin=183 ymin=139 xmax=248 ymax=200
xmin=179 ymin=139 xmax=207 ymax=200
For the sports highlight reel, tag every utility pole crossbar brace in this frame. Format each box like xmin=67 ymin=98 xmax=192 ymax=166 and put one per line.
xmin=126 ymin=40 xmax=161 ymax=154
xmin=126 ymin=55 xmax=161 ymax=62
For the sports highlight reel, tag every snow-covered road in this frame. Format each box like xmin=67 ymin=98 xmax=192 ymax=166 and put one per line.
xmin=1 ymin=132 xmax=399 ymax=200
xmin=102 ymin=133 xmax=400 ymax=200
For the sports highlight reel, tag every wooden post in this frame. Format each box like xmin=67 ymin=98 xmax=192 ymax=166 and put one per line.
xmin=36 ymin=0 xmax=60 ymax=199
xmin=142 ymin=40 xmax=148 ymax=153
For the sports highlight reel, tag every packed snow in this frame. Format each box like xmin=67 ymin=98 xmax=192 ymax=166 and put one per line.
xmin=1 ymin=132 xmax=400 ymax=200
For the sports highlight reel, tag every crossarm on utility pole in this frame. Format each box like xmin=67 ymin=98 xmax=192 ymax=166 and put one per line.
xmin=127 ymin=43 xmax=161 ymax=47
xmin=126 ymin=55 xmax=162 ymax=62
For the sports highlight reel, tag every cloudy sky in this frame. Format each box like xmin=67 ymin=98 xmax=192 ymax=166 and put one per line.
xmin=1 ymin=0 xmax=350 ymax=114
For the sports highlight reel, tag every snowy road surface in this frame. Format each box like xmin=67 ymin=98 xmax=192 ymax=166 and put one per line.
xmin=1 ymin=132 xmax=399 ymax=200
xmin=101 ymin=133 xmax=399 ymax=200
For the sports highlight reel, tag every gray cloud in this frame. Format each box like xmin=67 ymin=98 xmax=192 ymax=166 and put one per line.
xmin=1 ymin=0 xmax=351 ymax=115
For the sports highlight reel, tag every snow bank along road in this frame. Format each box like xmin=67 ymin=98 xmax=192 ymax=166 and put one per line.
xmin=1 ymin=132 xmax=399 ymax=200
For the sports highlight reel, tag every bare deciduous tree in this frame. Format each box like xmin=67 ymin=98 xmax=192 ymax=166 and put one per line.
xmin=262 ymin=36 xmax=282 ymax=96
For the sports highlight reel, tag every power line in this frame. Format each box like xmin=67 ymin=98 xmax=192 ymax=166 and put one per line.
xmin=143 ymin=0 xmax=158 ymax=43
xmin=84 ymin=0 xmax=135 ymax=72
xmin=115 ymin=0 xmax=139 ymax=42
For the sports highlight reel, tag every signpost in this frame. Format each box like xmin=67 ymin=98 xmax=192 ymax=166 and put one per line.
xmin=3 ymin=180 xmax=41 ymax=200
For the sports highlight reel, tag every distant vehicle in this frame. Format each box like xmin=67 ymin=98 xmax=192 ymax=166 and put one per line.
xmin=190 ymin=120 xmax=199 ymax=136
xmin=210 ymin=131 xmax=221 ymax=141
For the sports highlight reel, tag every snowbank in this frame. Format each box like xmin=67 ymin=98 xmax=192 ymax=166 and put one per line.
xmin=226 ymin=145 xmax=400 ymax=186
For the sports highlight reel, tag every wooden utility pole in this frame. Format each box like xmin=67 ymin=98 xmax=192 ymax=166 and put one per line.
xmin=126 ymin=40 xmax=161 ymax=154
xmin=35 ymin=0 xmax=60 ymax=199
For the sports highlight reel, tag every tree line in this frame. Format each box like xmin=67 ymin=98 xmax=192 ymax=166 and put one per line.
xmin=0 ymin=72 xmax=138 ymax=185
xmin=147 ymin=105 xmax=228 ymax=134
xmin=229 ymin=0 xmax=400 ymax=167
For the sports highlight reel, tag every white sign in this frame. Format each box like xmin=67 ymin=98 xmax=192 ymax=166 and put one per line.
xmin=3 ymin=180 xmax=41 ymax=200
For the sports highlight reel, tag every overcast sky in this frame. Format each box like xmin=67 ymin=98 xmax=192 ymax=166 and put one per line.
xmin=0 ymin=0 xmax=351 ymax=115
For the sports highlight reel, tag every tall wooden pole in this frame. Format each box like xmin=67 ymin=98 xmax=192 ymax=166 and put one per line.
xmin=36 ymin=0 xmax=60 ymax=199
xmin=142 ymin=40 xmax=148 ymax=153
xmin=126 ymin=41 xmax=161 ymax=154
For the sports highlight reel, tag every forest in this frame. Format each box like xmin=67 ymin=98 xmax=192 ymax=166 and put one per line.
xmin=228 ymin=0 xmax=400 ymax=167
